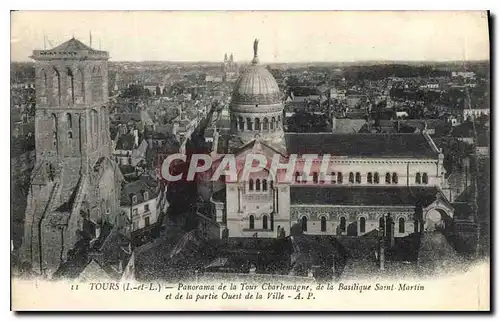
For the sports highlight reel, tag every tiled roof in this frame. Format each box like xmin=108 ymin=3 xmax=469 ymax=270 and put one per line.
xmin=49 ymin=38 xmax=96 ymax=52
xmin=285 ymin=133 xmax=439 ymax=158
xmin=290 ymin=186 xmax=440 ymax=207
xmin=120 ymin=176 xmax=159 ymax=206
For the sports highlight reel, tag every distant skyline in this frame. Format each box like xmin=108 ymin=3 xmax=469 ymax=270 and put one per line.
xmin=11 ymin=11 xmax=490 ymax=63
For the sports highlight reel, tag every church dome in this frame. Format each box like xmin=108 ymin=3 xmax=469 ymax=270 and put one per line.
xmin=231 ymin=40 xmax=281 ymax=106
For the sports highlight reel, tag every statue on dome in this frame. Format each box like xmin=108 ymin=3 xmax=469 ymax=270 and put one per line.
xmin=253 ymin=39 xmax=259 ymax=57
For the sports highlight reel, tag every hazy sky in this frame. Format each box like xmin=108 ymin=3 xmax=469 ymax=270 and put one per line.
xmin=11 ymin=11 xmax=490 ymax=62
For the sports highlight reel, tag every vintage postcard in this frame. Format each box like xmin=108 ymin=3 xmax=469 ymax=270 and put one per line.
xmin=10 ymin=10 xmax=490 ymax=311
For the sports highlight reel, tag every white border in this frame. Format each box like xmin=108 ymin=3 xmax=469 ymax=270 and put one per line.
xmin=4 ymin=0 xmax=497 ymax=319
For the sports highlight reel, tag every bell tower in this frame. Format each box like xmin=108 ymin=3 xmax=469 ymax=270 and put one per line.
xmin=31 ymin=37 xmax=111 ymax=181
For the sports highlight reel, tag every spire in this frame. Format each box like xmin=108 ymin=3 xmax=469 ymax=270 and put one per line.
xmin=252 ymin=39 xmax=259 ymax=65
xmin=230 ymin=52 xmax=233 ymax=62
xmin=224 ymin=53 xmax=228 ymax=62
xmin=89 ymin=30 xmax=92 ymax=48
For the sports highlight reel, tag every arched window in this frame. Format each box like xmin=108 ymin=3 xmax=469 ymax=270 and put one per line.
xmin=313 ymin=172 xmax=319 ymax=183
xmin=321 ymin=216 xmax=327 ymax=232
xmin=422 ymin=173 xmax=428 ymax=184
xmin=52 ymin=68 xmax=61 ymax=106
xmin=231 ymin=117 xmax=237 ymax=131
xmin=374 ymin=172 xmax=380 ymax=184
xmin=51 ymin=113 xmax=58 ymax=150
xmin=66 ymin=113 xmax=73 ymax=141
xmin=301 ymin=216 xmax=308 ymax=232
xmin=379 ymin=216 xmax=385 ymax=230
xmin=399 ymin=217 xmax=405 ymax=233
xmin=271 ymin=117 xmax=276 ymax=130
xmin=254 ymin=118 xmax=261 ymax=130
xmin=337 ymin=172 xmax=343 ymax=184
xmin=246 ymin=117 xmax=252 ymax=130
xmin=415 ymin=172 xmax=421 ymax=184
xmin=249 ymin=179 xmax=254 ymax=191
xmin=340 ymin=217 xmax=346 ymax=232
xmin=295 ymin=172 xmax=301 ymax=183
xmin=263 ymin=118 xmax=269 ymax=130
xmin=360 ymin=217 xmax=366 ymax=233
xmin=263 ymin=215 xmax=268 ymax=230
xmin=262 ymin=179 xmax=268 ymax=191
xmin=91 ymin=65 xmax=103 ymax=103
xmin=385 ymin=172 xmax=391 ymax=184
xmin=367 ymin=172 xmax=373 ymax=184
xmin=355 ymin=172 xmax=361 ymax=183
xmin=249 ymin=215 xmax=255 ymax=229
xmin=278 ymin=115 xmax=281 ymax=123
xmin=349 ymin=172 xmax=354 ymax=183
xmin=66 ymin=113 xmax=72 ymax=128
xmin=392 ymin=172 xmax=398 ymax=184
xmin=238 ymin=116 xmax=244 ymax=130
xmin=39 ymin=69 xmax=47 ymax=97
xmin=329 ymin=172 xmax=335 ymax=184
xmin=76 ymin=69 xmax=84 ymax=103
xmin=256 ymin=179 xmax=261 ymax=191
xmin=67 ymin=68 xmax=75 ymax=104
xmin=90 ymin=109 xmax=99 ymax=150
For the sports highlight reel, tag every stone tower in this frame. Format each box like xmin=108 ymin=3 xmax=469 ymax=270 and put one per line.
xmin=31 ymin=37 xmax=111 ymax=172
xmin=20 ymin=38 xmax=122 ymax=277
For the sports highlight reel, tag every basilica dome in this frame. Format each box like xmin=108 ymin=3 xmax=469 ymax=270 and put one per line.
xmin=231 ymin=41 xmax=281 ymax=106
xmin=228 ymin=39 xmax=286 ymax=152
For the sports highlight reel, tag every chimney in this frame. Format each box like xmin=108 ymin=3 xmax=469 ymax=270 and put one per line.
xmin=95 ymin=221 xmax=101 ymax=240
xmin=212 ymin=128 xmax=219 ymax=154
xmin=133 ymin=129 xmax=139 ymax=148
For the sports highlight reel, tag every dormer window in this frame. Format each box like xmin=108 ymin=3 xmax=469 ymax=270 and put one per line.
xmin=131 ymin=195 xmax=137 ymax=204
xmin=143 ymin=191 xmax=149 ymax=200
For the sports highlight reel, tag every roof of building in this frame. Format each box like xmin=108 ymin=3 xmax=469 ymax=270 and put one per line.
xmin=417 ymin=231 xmax=464 ymax=268
xmin=120 ymin=175 xmax=159 ymax=206
xmin=231 ymin=65 xmax=281 ymax=105
xmin=31 ymin=37 xmax=109 ymax=60
xmin=50 ymin=38 xmax=97 ymax=52
xmin=285 ymin=133 xmax=439 ymax=158
xmin=290 ymin=185 xmax=441 ymax=207
xmin=230 ymin=42 xmax=281 ymax=106
xmin=78 ymin=259 xmax=112 ymax=281
xmin=333 ymin=119 xmax=367 ymax=133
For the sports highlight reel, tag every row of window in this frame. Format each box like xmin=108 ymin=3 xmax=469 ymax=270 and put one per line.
xmin=132 ymin=203 xmax=150 ymax=215
xmin=246 ymin=215 xmax=407 ymax=234
xmin=298 ymin=216 xmax=407 ymax=234
xmin=415 ymin=172 xmax=429 ymax=184
xmin=50 ymin=110 xmax=102 ymax=151
xmin=130 ymin=191 xmax=150 ymax=205
xmin=232 ymin=115 xmax=282 ymax=131
xmin=294 ymin=172 xmax=398 ymax=184
xmin=248 ymin=214 xmax=269 ymax=230
xmin=248 ymin=179 xmax=273 ymax=191
xmin=293 ymin=172 xmax=429 ymax=185
xmin=132 ymin=216 xmax=151 ymax=231
xmin=39 ymin=66 xmax=103 ymax=105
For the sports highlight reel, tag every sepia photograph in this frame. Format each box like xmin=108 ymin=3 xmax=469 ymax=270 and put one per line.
xmin=10 ymin=10 xmax=491 ymax=311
